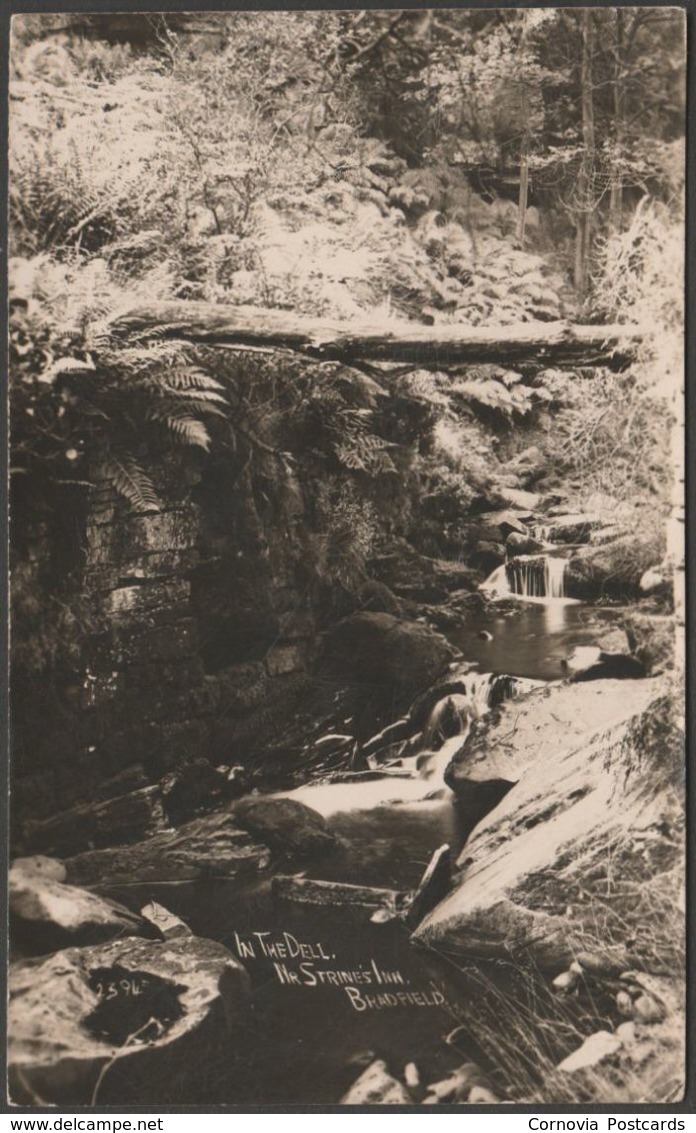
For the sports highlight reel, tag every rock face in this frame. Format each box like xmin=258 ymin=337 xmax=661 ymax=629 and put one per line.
xmin=9 ymin=866 xmax=154 ymax=957
xmin=229 ymin=796 xmax=336 ymax=860
xmin=8 ymin=935 xmax=250 ymax=1105
xmin=321 ymin=612 xmax=458 ymax=697
xmin=64 ymin=811 xmax=271 ymax=886
xmin=415 ymin=679 xmax=666 ymax=971
xmin=565 ymin=533 xmax=666 ymax=599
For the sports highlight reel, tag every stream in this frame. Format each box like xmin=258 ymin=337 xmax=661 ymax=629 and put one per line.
xmin=110 ymin=596 xmax=624 ymax=1103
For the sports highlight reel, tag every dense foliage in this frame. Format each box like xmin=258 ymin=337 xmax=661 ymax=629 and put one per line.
xmin=9 ymin=9 xmax=684 ymax=607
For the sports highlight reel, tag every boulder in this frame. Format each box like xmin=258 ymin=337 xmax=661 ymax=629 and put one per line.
xmin=622 ymin=612 xmax=675 ymax=674
xmin=414 ymin=679 xmax=665 ymax=971
xmin=340 ymin=1059 xmax=412 ymax=1104
xmin=563 ymin=646 xmax=647 ymax=682
xmin=160 ymin=758 xmax=248 ymax=824
xmin=65 ymin=811 xmax=271 ymax=886
xmin=11 ymin=855 xmax=67 ymax=883
xmin=9 ymin=868 xmax=153 ymax=957
xmin=8 ymin=935 xmax=250 ymax=1105
xmin=424 ymin=1061 xmax=496 ymax=1103
xmin=358 ymin=579 xmax=403 ymax=616
xmin=229 ymin=796 xmax=336 ymax=859
xmin=565 ymin=534 xmax=667 ymax=600
xmin=320 ymin=612 xmax=458 ymax=697
xmin=506 ymin=531 xmax=545 ymax=556
xmin=470 ymin=540 xmax=506 ymax=573
xmin=556 ymin=1031 xmax=622 ymax=1073
xmin=541 ymin=514 xmax=602 ymax=545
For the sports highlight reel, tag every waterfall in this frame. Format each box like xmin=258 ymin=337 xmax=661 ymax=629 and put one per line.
xmin=545 ymin=555 xmax=567 ymax=599
xmin=481 ymin=554 xmax=576 ymax=604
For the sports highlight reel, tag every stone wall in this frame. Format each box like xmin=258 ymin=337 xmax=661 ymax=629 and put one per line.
xmin=11 ymin=451 xmax=316 ymax=853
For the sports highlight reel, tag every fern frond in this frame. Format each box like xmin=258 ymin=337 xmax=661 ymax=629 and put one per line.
xmin=164 ymin=367 xmax=226 ymax=393
xmin=159 ymin=386 xmax=227 ymax=406
xmin=160 ymin=415 xmax=211 ymax=450
xmin=96 ymin=454 xmax=161 ymax=512
xmin=39 ymin=355 xmax=97 ymax=384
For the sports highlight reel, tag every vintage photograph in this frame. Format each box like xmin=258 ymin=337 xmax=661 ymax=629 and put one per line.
xmin=7 ymin=7 xmax=686 ymax=1108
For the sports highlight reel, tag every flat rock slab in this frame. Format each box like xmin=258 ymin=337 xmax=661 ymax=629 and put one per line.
xmin=10 ymin=868 xmax=154 ymax=957
xmin=414 ymin=679 xmax=665 ymax=970
xmin=9 ymin=935 xmax=250 ymax=1105
xmin=448 ymin=678 xmax=662 ymax=787
xmin=65 ymin=811 xmax=271 ymax=886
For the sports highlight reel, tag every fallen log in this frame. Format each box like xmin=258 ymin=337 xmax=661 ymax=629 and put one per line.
xmin=106 ymin=302 xmax=641 ymax=370
xmin=272 ymin=875 xmax=401 ymax=911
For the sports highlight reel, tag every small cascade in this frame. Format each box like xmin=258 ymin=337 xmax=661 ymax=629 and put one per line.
xmin=479 ymin=563 xmax=510 ymax=599
xmin=481 ymin=554 xmax=577 ymax=605
xmin=531 ymin=523 xmax=553 ymax=544
xmin=457 ymin=670 xmax=497 ymax=721
xmin=545 ymin=555 xmax=567 ymax=599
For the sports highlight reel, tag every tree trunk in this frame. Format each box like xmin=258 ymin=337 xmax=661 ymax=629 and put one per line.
xmin=609 ymin=9 xmax=625 ymax=230
xmin=517 ymin=142 xmax=529 ymax=248
xmin=575 ymin=9 xmax=596 ymax=295
xmin=105 ymin=302 xmax=642 ymax=370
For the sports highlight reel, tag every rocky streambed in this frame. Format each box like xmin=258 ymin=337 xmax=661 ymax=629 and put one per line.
xmin=8 ymin=504 xmax=684 ymax=1107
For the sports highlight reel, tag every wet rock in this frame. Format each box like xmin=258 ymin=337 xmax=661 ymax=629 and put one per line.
xmin=444 ymin=774 xmax=516 ymax=839
xmin=321 ymin=612 xmax=458 ymax=698
xmin=616 ymin=990 xmax=635 ymax=1016
xmin=404 ymin=1062 xmax=420 ymax=1089
xmin=469 ymin=1086 xmax=500 ymax=1103
xmin=230 ymin=796 xmax=336 ymax=859
xmin=10 ymin=868 xmax=153 ymax=957
xmin=541 ymin=514 xmax=602 ymax=545
xmin=639 ymin=566 xmax=671 ymax=597
xmin=552 ymin=969 xmax=580 ymax=992
xmin=565 ymin=648 xmax=647 ymax=682
xmin=358 ymin=579 xmax=403 ymax=616
xmin=140 ymin=902 xmax=192 ymax=941
xmin=497 ymin=487 xmax=540 ymax=511
xmin=160 ymin=758 xmax=247 ymax=824
xmin=556 ymin=1031 xmax=622 ymax=1073
xmin=616 ymin=1021 xmax=637 ymax=1044
xmin=622 ymin=612 xmax=675 ymax=674
xmin=425 ymin=1061 xmax=494 ymax=1102
xmin=21 ymin=786 xmax=165 ymax=857
xmin=8 ymin=934 xmax=250 ymax=1105
xmin=471 ymin=540 xmax=506 ymax=573
xmin=506 ymin=532 xmax=544 ymax=556
xmin=565 ymin=533 xmax=666 ymax=600
xmin=575 ymin=948 xmax=633 ymax=978
xmin=65 ymin=811 xmax=271 ymax=886
xmin=340 ymin=1059 xmax=412 ymax=1104
xmin=11 ymin=855 xmax=67 ymax=883
xmin=633 ymin=995 xmax=667 ymax=1024
xmin=370 ymin=540 xmax=478 ymax=603
xmin=590 ymin=524 xmax=626 ymax=546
